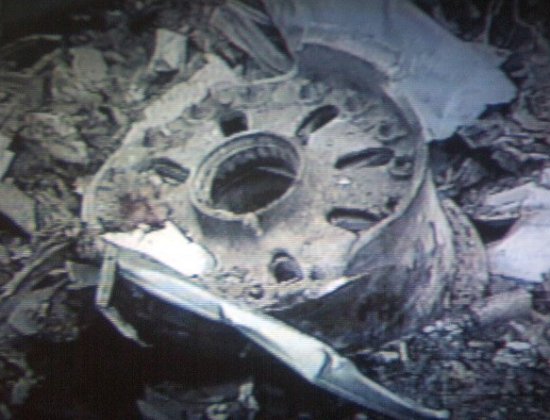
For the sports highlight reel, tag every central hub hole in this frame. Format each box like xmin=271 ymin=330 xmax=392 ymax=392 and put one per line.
xmin=210 ymin=141 xmax=299 ymax=214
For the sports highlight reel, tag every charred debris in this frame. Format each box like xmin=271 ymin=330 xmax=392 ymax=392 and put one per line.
xmin=0 ymin=0 xmax=549 ymax=419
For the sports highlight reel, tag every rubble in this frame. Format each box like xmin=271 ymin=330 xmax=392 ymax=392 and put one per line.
xmin=137 ymin=380 xmax=259 ymax=420
xmin=0 ymin=0 xmax=548 ymax=418
xmin=539 ymin=166 xmax=550 ymax=187
xmin=470 ymin=289 xmax=532 ymax=326
xmin=1 ymin=240 xmax=70 ymax=299
xmin=8 ymin=286 xmax=59 ymax=337
xmin=514 ymin=85 xmax=550 ymax=132
xmin=481 ymin=182 xmax=550 ymax=282
xmin=0 ymin=132 xmax=14 ymax=180
xmin=19 ymin=112 xmax=89 ymax=165
xmin=493 ymin=342 xmax=537 ymax=368
xmin=70 ymin=47 xmax=108 ymax=90
xmin=0 ymin=182 xmax=37 ymax=234
xmin=211 ymin=1 xmax=292 ymax=74
xmin=65 ymin=260 xmax=100 ymax=290
xmin=147 ymin=29 xmax=188 ymax=75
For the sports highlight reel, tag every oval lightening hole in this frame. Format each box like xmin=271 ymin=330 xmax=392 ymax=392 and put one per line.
xmin=327 ymin=208 xmax=385 ymax=233
xmin=296 ymin=105 xmax=339 ymax=142
xmin=149 ymin=157 xmax=190 ymax=184
xmin=335 ymin=147 xmax=394 ymax=170
xmin=220 ymin=111 xmax=248 ymax=137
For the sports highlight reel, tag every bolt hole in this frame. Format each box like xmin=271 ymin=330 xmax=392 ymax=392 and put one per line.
xmin=219 ymin=110 xmax=248 ymax=137
xmin=376 ymin=120 xmax=408 ymax=143
xmin=327 ymin=207 xmax=385 ymax=233
xmin=388 ymin=155 xmax=415 ymax=179
xmin=385 ymin=196 xmax=400 ymax=212
xmin=298 ymin=81 xmax=330 ymax=104
xmin=269 ymin=251 xmax=303 ymax=283
xmin=296 ymin=105 xmax=339 ymax=143
xmin=335 ymin=147 xmax=394 ymax=170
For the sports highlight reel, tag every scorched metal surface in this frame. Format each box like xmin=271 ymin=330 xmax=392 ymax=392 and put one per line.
xmin=84 ymin=45 xmax=456 ymax=350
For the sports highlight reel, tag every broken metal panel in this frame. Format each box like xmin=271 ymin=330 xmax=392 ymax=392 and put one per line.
xmin=262 ymin=0 xmax=517 ymax=141
xmin=102 ymin=223 xmax=216 ymax=277
xmin=211 ymin=1 xmax=292 ymax=74
xmin=483 ymin=182 xmax=550 ymax=282
xmin=102 ymin=224 xmax=449 ymax=419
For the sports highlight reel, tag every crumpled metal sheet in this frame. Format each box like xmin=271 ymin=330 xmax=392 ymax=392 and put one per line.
xmin=261 ymin=0 xmax=516 ymax=141
xmin=483 ymin=181 xmax=550 ymax=282
xmin=101 ymin=223 xmax=449 ymax=420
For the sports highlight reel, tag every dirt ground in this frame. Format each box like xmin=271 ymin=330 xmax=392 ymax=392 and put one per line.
xmin=1 ymin=0 xmax=550 ymax=419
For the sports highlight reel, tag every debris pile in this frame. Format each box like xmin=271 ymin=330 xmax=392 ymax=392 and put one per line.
xmin=0 ymin=0 xmax=548 ymax=418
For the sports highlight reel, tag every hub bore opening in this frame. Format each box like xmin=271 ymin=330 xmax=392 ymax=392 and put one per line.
xmin=195 ymin=133 xmax=301 ymax=216
xmin=211 ymin=154 xmax=296 ymax=214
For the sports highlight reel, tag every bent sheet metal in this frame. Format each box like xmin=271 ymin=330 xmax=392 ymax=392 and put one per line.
xmin=261 ymin=0 xmax=516 ymax=141
xmin=99 ymin=223 xmax=449 ymax=420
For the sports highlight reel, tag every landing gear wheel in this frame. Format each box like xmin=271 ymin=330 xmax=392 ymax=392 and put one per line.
xmin=84 ymin=46 xmax=486 ymax=350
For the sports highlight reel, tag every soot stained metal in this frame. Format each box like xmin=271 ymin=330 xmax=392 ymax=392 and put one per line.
xmin=81 ymin=0 xmax=515 ymax=417
xmin=87 ymin=51 xmax=455 ymax=349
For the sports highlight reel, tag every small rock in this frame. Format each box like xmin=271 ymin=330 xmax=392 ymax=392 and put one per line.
xmin=148 ymin=29 xmax=188 ymax=74
xmin=372 ymin=351 xmax=400 ymax=364
xmin=452 ymin=158 xmax=488 ymax=189
xmin=483 ymin=183 xmax=550 ymax=282
xmin=398 ymin=341 xmax=409 ymax=362
xmin=514 ymin=86 xmax=550 ymax=132
xmin=539 ymin=167 xmax=550 ymax=189
xmin=467 ymin=340 xmax=494 ymax=349
xmin=8 ymin=287 xmax=58 ymax=337
xmin=205 ymin=403 xmax=231 ymax=420
xmin=446 ymin=360 xmax=475 ymax=385
xmin=493 ymin=348 xmax=536 ymax=368
xmin=491 ymin=149 xmax=522 ymax=174
xmin=0 ymin=132 xmax=11 ymax=150
xmin=0 ymin=244 xmax=10 ymax=265
xmin=237 ymin=381 xmax=259 ymax=414
xmin=0 ymin=149 xmax=14 ymax=181
xmin=21 ymin=113 xmax=89 ymax=165
xmin=506 ymin=341 xmax=531 ymax=352
xmin=10 ymin=375 xmax=36 ymax=406
xmin=422 ymin=325 xmax=436 ymax=334
xmin=0 ymin=182 xmax=37 ymax=234
xmin=65 ymin=261 xmax=100 ymax=290
xmin=458 ymin=120 xmax=504 ymax=149
xmin=0 ymin=132 xmax=14 ymax=180
xmin=471 ymin=289 xmax=532 ymax=326
xmin=70 ymin=47 xmax=108 ymax=88
xmin=51 ymin=62 xmax=102 ymax=104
